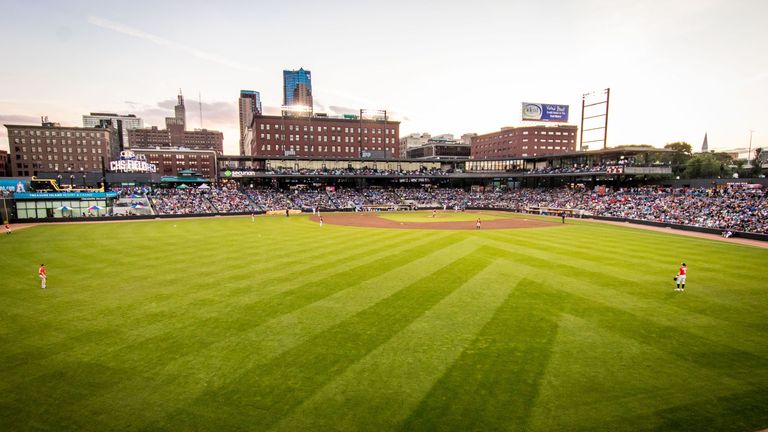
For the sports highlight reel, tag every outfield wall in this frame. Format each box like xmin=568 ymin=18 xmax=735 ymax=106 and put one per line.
xmin=581 ymin=214 xmax=768 ymax=242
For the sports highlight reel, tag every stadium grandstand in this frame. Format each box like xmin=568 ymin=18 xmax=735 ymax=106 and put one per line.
xmin=3 ymin=147 xmax=766 ymax=236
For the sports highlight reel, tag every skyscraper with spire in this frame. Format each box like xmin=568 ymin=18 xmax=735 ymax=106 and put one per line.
xmin=701 ymin=132 xmax=709 ymax=153
xmin=166 ymin=89 xmax=186 ymax=132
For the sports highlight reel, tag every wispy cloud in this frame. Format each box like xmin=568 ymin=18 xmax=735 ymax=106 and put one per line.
xmin=86 ymin=15 xmax=257 ymax=72
xmin=0 ymin=114 xmax=41 ymax=123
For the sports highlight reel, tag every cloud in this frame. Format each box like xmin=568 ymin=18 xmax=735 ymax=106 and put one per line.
xmin=87 ymin=15 xmax=258 ymax=72
xmin=124 ymin=99 xmax=236 ymax=130
xmin=328 ymin=105 xmax=358 ymax=116
xmin=0 ymin=114 xmax=41 ymax=124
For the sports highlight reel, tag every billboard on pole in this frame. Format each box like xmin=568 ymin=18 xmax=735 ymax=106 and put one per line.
xmin=522 ymin=103 xmax=569 ymax=122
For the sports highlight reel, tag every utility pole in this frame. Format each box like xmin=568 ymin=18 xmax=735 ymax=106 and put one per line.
xmin=199 ymin=92 xmax=203 ymax=129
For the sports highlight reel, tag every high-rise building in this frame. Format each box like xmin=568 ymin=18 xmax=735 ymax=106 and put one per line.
xmin=82 ymin=113 xmax=143 ymax=149
xmin=283 ymin=68 xmax=312 ymax=116
xmin=129 ymin=90 xmax=224 ymax=154
xmin=239 ymin=90 xmax=262 ymax=155
xmin=166 ymin=90 xmax=186 ymax=136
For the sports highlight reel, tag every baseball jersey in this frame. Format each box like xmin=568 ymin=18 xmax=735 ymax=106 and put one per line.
xmin=679 ymin=266 xmax=687 ymax=276
xmin=39 ymin=266 xmax=46 ymax=277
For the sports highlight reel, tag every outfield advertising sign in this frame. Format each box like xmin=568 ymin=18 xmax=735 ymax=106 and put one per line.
xmin=522 ymin=103 xmax=569 ymax=122
xmin=0 ymin=179 xmax=28 ymax=193
xmin=15 ymin=192 xmax=118 ymax=199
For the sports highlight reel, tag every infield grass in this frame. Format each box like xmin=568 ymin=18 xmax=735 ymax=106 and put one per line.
xmin=1 ymin=213 xmax=767 ymax=431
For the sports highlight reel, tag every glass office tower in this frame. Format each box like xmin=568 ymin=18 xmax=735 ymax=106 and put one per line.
xmin=282 ymin=68 xmax=312 ymax=116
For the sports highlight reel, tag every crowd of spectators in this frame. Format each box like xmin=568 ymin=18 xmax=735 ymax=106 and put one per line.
xmin=207 ymin=182 xmax=257 ymax=213
xmin=152 ymin=189 xmax=216 ymax=215
xmin=20 ymin=181 xmax=764 ymax=233
xmin=245 ymin=188 xmax=293 ymax=211
xmin=265 ymin=166 xmax=450 ymax=177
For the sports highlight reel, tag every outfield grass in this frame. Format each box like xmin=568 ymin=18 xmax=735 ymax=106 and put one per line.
xmin=1 ymin=214 xmax=767 ymax=431
xmin=377 ymin=210 xmax=506 ymax=223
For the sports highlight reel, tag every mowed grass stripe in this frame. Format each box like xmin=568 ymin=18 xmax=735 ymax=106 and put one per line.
xmin=547 ymin=285 xmax=768 ymax=383
xmin=159 ymin=246 xmax=494 ymax=431
xmin=61 ymin=238 xmax=482 ymax=429
xmin=0 ymin=224 xmax=409 ymax=333
xmin=528 ymin=313 xmax=750 ymax=431
xmin=482 ymin=233 xmax=768 ymax=334
xmin=401 ymin=278 xmax=559 ymax=431
xmin=480 ymin=241 xmax=768 ymax=354
xmin=0 ymin=233 xmax=460 ymax=396
xmin=0 ymin=232 xmax=426 ymax=392
xmin=271 ymin=255 xmax=519 ymax=432
xmin=0 ymin=226 xmax=409 ymax=363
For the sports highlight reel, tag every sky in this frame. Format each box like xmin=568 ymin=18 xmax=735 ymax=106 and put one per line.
xmin=0 ymin=0 xmax=766 ymax=155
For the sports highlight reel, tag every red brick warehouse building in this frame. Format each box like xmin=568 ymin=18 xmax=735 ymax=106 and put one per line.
xmin=248 ymin=114 xmax=400 ymax=159
xmin=131 ymin=148 xmax=218 ymax=180
xmin=471 ymin=124 xmax=578 ymax=159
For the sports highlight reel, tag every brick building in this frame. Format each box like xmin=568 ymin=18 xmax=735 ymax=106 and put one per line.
xmin=0 ymin=150 xmax=10 ymax=177
xmin=471 ymin=124 xmax=578 ymax=159
xmin=249 ymin=114 xmax=400 ymax=158
xmin=132 ymin=148 xmax=217 ymax=179
xmin=4 ymin=121 xmax=117 ymax=177
xmin=406 ymin=138 xmax=470 ymax=160
xmin=128 ymin=127 xmax=224 ymax=154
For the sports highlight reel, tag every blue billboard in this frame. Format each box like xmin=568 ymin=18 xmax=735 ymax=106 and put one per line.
xmin=522 ymin=103 xmax=569 ymax=122
xmin=0 ymin=179 xmax=28 ymax=193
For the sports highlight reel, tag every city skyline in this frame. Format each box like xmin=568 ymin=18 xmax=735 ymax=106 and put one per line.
xmin=0 ymin=0 xmax=766 ymax=156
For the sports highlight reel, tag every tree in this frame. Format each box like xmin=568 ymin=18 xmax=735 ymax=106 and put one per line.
xmin=751 ymin=148 xmax=764 ymax=177
xmin=663 ymin=142 xmax=693 ymax=176
xmin=664 ymin=142 xmax=693 ymax=155
xmin=683 ymin=153 xmax=731 ymax=178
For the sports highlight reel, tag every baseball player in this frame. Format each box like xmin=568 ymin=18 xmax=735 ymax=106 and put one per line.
xmin=38 ymin=264 xmax=47 ymax=289
xmin=675 ymin=262 xmax=687 ymax=291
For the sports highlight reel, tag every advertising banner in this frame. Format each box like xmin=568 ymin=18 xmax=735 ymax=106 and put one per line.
xmin=522 ymin=103 xmax=569 ymax=122
xmin=0 ymin=179 xmax=28 ymax=193
xmin=15 ymin=192 xmax=118 ymax=199
xmin=223 ymin=170 xmax=257 ymax=178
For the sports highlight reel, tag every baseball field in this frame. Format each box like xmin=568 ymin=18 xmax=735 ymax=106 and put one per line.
xmin=1 ymin=211 xmax=767 ymax=431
